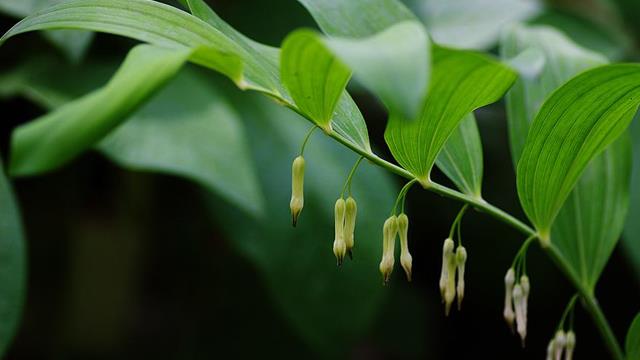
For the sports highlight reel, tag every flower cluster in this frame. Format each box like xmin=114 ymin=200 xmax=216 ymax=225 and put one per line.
xmin=439 ymin=238 xmax=467 ymax=315
xmin=503 ymin=267 xmax=531 ymax=344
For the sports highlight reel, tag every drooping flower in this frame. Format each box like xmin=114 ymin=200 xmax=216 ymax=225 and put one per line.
xmin=289 ymin=156 xmax=305 ymax=226
xmin=343 ymin=196 xmax=357 ymax=259
xmin=439 ymin=238 xmax=455 ymax=302
xmin=379 ymin=216 xmax=398 ymax=284
xmin=455 ymin=245 xmax=467 ymax=310
xmin=397 ymin=213 xmax=412 ymax=281
xmin=503 ymin=268 xmax=516 ymax=331
xmin=565 ymin=331 xmax=576 ymax=360
xmin=333 ymin=198 xmax=346 ymax=265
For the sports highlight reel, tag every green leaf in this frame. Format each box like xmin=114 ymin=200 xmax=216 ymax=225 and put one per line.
xmin=627 ymin=313 xmax=640 ymax=360
xmin=211 ymin=91 xmax=397 ymax=355
xmin=296 ymin=0 xmax=417 ymax=38
xmin=0 ymin=0 xmax=258 ymax=90
xmin=623 ymin=115 xmax=640 ymax=279
xmin=98 ymin=69 xmax=265 ymax=218
xmin=516 ymin=64 xmax=640 ymax=240
xmin=0 ymin=0 xmax=93 ymax=62
xmin=325 ymin=21 xmax=430 ymax=119
xmin=0 ymin=156 xmax=26 ymax=356
xmin=552 ymin=135 xmax=631 ymax=289
xmin=294 ymin=0 xmax=429 ymax=119
xmin=281 ymin=29 xmax=351 ymax=131
xmin=281 ymin=21 xmax=430 ymax=125
xmin=435 ymin=113 xmax=484 ymax=197
xmin=1 ymin=0 xmax=373 ymax=154
xmin=406 ymin=0 xmax=540 ymax=49
xmin=384 ymin=46 xmax=516 ymax=183
xmin=501 ymin=24 xmax=608 ymax=168
xmin=10 ymin=44 xmax=191 ymax=176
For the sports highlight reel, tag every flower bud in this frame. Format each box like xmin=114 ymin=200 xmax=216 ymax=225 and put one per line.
xmin=513 ymin=283 xmax=527 ymax=345
xmin=554 ymin=330 xmax=567 ymax=360
xmin=289 ymin=156 xmax=305 ymax=226
xmin=503 ymin=268 xmax=516 ymax=331
xmin=520 ymin=275 xmax=530 ymax=323
xmin=439 ymin=238 xmax=454 ymax=301
xmin=546 ymin=339 xmax=556 ymax=360
xmin=397 ymin=213 xmax=412 ymax=281
xmin=444 ymin=243 xmax=458 ymax=316
xmin=333 ymin=198 xmax=346 ymax=266
xmin=456 ymin=246 xmax=467 ymax=311
xmin=343 ymin=197 xmax=357 ymax=259
xmin=379 ymin=216 xmax=398 ymax=284
xmin=565 ymin=331 xmax=575 ymax=360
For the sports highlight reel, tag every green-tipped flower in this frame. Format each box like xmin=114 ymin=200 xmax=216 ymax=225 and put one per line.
xmin=546 ymin=339 xmax=556 ymax=360
xmin=503 ymin=268 xmax=516 ymax=332
xmin=565 ymin=331 xmax=576 ymax=360
xmin=513 ymin=283 xmax=526 ymax=345
xmin=455 ymin=245 xmax=467 ymax=311
xmin=554 ymin=330 xmax=567 ymax=360
xmin=289 ymin=156 xmax=305 ymax=226
xmin=397 ymin=213 xmax=412 ymax=282
xmin=439 ymin=238 xmax=454 ymax=302
xmin=379 ymin=216 xmax=398 ymax=284
xmin=520 ymin=275 xmax=530 ymax=326
xmin=333 ymin=198 xmax=346 ymax=266
xmin=343 ymin=197 xmax=357 ymax=259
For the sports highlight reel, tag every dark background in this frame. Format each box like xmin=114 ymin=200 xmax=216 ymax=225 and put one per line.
xmin=1 ymin=0 xmax=639 ymax=359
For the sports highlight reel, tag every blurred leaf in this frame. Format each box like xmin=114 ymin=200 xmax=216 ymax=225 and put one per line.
xmin=98 ymin=69 xmax=264 ymax=217
xmin=434 ymin=113 xmax=483 ymax=197
xmin=0 ymin=0 xmax=93 ymax=62
xmin=384 ymin=46 xmax=516 ymax=183
xmin=406 ymin=0 xmax=540 ymax=49
xmin=10 ymin=44 xmax=191 ymax=176
xmin=532 ymin=10 xmax=631 ymax=61
xmin=211 ymin=91 xmax=397 ymax=355
xmin=516 ymin=64 xmax=640 ymax=240
xmin=296 ymin=0 xmax=417 ymax=38
xmin=552 ymin=136 xmax=631 ymax=289
xmin=624 ymin=116 xmax=640 ymax=278
xmin=501 ymin=24 xmax=607 ymax=168
xmin=0 ymin=156 xmax=26 ymax=356
xmin=325 ymin=21 xmax=430 ymax=120
xmin=281 ymin=29 xmax=351 ymax=131
xmin=627 ymin=313 xmax=640 ymax=360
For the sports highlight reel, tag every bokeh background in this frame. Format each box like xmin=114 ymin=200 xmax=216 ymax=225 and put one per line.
xmin=1 ymin=0 xmax=639 ymax=359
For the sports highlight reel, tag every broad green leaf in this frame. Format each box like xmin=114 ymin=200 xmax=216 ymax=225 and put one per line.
xmin=626 ymin=313 xmax=640 ymax=360
xmin=0 ymin=156 xmax=26 ymax=356
xmin=0 ymin=0 xmax=93 ymax=62
xmin=551 ymin=135 xmax=631 ymax=289
xmin=211 ymin=91 xmax=397 ymax=355
xmin=294 ymin=0 xmax=429 ymax=119
xmin=384 ymin=46 xmax=516 ymax=183
xmin=1 ymin=0 xmax=373 ymax=154
xmin=9 ymin=44 xmax=191 ymax=176
xmin=281 ymin=29 xmax=351 ymax=131
xmin=501 ymin=24 xmax=607 ymax=168
xmin=0 ymin=0 xmax=263 ymax=91
xmin=623 ymin=115 xmax=640 ymax=278
xmin=98 ymin=69 xmax=264 ymax=218
xmin=434 ymin=113 xmax=483 ymax=197
xmin=296 ymin=0 xmax=416 ymax=38
xmin=406 ymin=0 xmax=540 ymax=49
xmin=325 ymin=21 xmax=430 ymax=119
xmin=516 ymin=64 xmax=640 ymax=240
xmin=0 ymin=55 xmax=265 ymax=218
xmin=281 ymin=22 xmax=430 ymax=125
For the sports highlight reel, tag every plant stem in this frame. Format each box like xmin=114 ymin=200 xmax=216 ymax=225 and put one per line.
xmin=293 ymin=109 xmax=624 ymax=359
